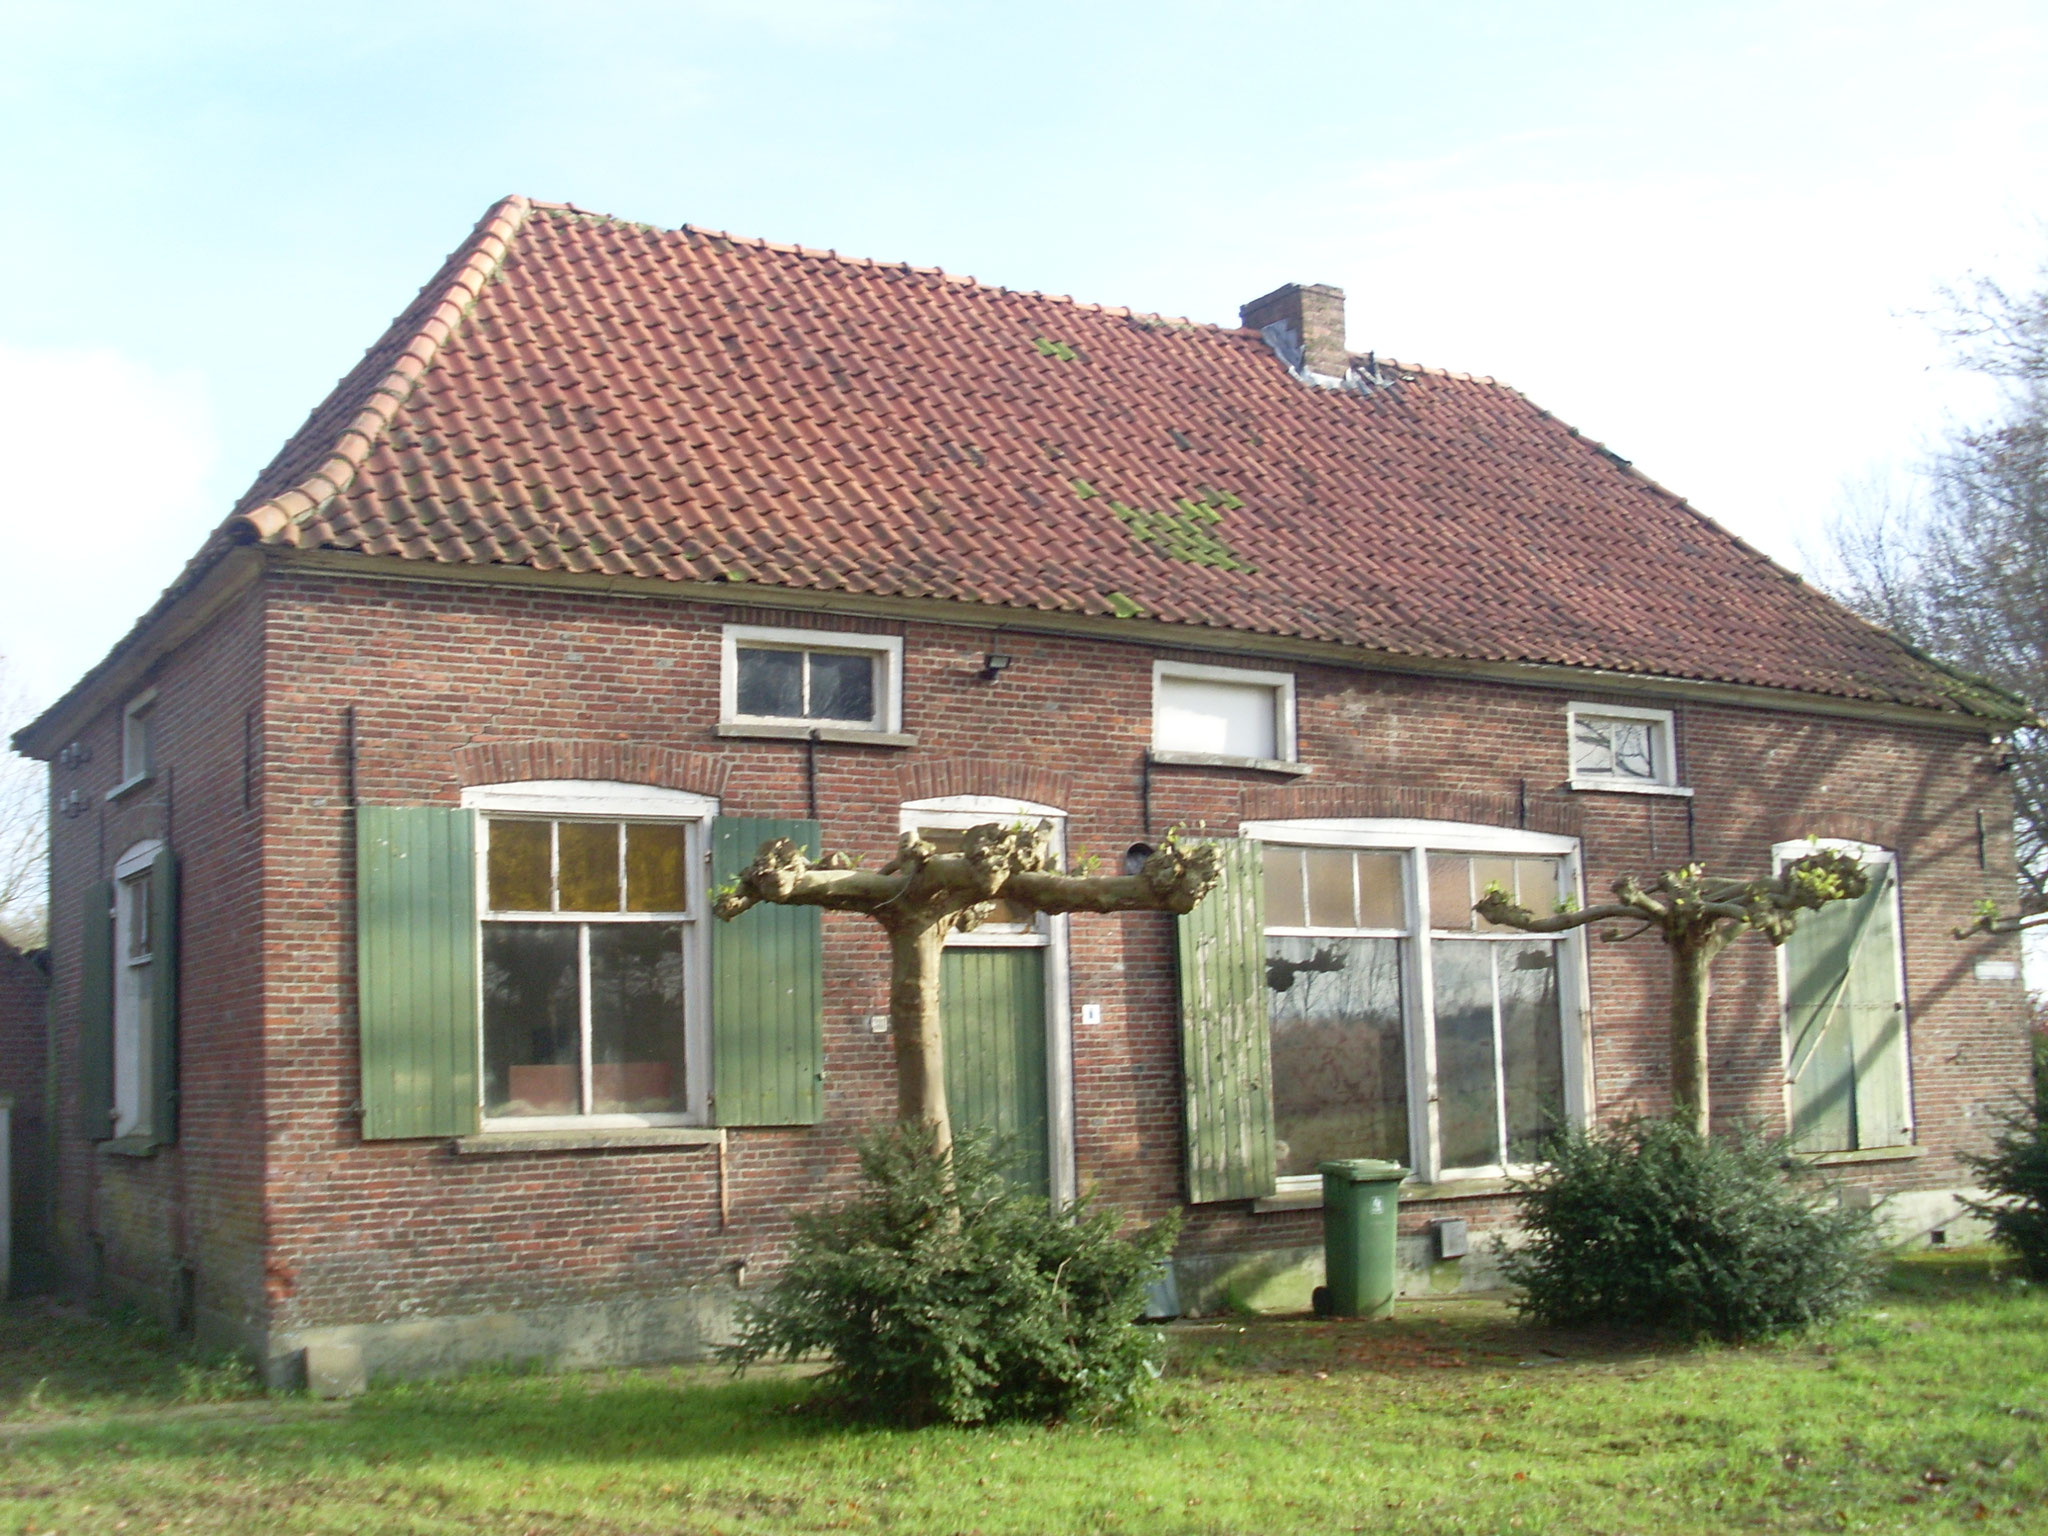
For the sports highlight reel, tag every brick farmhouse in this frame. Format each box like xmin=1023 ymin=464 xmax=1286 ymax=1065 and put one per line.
xmin=9 ymin=196 xmax=2034 ymax=1382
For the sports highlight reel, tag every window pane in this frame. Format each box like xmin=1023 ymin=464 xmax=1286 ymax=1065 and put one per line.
xmin=807 ymin=651 xmax=877 ymax=722
xmin=1432 ymin=941 xmax=1501 ymax=1168
xmin=483 ymin=923 xmax=580 ymax=1117
xmin=1263 ymin=845 xmax=1306 ymax=928
xmin=125 ymin=705 xmax=154 ymax=780
xmin=1515 ymin=858 xmax=1561 ymax=909
xmin=1267 ymin=936 xmax=1408 ymax=1177
xmin=1356 ymin=852 xmax=1406 ymax=929
xmin=1428 ymin=855 xmax=1473 ymax=931
xmin=736 ymin=647 xmax=803 ymax=717
xmin=1304 ymin=847 xmax=1356 ymax=929
xmin=1574 ymin=714 xmax=1658 ymax=780
xmin=1156 ymin=676 xmax=1279 ymax=759
xmin=559 ymin=822 xmax=621 ymax=912
xmin=488 ymin=820 xmax=552 ymax=912
xmin=1473 ymin=856 xmax=1518 ymax=932
xmin=1500 ymin=941 xmax=1565 ymax=1160
xmin=1571 ymin=713 xmax=1617 ymax=775
xmin=124 ymin=872 xmax=153 ymax=960
xmin=590 ymin=923 xmax=689 ymax=1114
xmin=626 ymin=822 xmax=690 ymax=912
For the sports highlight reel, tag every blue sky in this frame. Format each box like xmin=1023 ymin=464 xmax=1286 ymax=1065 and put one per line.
xmin=2 ymin=0 xmax=2045 ymax=710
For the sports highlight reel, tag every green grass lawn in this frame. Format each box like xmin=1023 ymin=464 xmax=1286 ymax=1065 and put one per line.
xmin=2 ymin=1252 xmax=2045 ymax=1534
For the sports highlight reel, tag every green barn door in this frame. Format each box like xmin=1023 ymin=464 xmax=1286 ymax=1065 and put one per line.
xmin=941 ymin=947 xmax=1050 ymax=1196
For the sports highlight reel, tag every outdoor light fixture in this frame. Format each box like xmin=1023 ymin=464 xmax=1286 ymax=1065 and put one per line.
xmin=979 ymin=652 xmax=1013 ymax=681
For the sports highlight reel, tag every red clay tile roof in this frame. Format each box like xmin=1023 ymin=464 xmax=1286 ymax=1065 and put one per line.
xmin=222 ymin=195 xmax=2012 ymax=720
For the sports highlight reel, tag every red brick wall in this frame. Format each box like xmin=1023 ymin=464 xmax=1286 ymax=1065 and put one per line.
xmin=229 ymin=568 xmax=2029 ymax=1332
xmin=0 ymin=936 xmax=50 ymax=1287
xmin=39 ymin=582 xmax=269 ymax=1336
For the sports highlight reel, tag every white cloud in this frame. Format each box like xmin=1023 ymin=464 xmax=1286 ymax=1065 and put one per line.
xmin=0 ymin=345 xmax=219 ymax=714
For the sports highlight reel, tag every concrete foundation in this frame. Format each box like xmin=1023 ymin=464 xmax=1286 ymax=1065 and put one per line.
xmin=261 ymin=1281 xmax=744 ymax=1391
xmin=1173 ymin=1183 xmax=1995 ymax=1318
xmin=216 ymin=1183 xmax=1996 ymax=1388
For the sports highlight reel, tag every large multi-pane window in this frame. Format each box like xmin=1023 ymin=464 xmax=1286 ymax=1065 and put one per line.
xmin=481 ymin=815 xmax=697 ymax=1123
xmin=1255 ymin=823 xmax=1580 ymax=1183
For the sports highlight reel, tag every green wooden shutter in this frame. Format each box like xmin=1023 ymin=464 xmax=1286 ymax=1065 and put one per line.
xmin=146 ymin=845 xmax=180 ymax=1148
xmin=1176 ymin=837 xmax=1276 ymax=1203
xmin=357 ymin=806 xmax=480 ymax=1139
xmin=77 ymin=880 xmax=115 ymax=1141
xmin=1785 ymin=862 xmax=1908 ymax=1152
xmin=1846 ymin=872 xmax=1910 ymax=1148
xmin=711 ymin=817 xmax=823 ymax=1126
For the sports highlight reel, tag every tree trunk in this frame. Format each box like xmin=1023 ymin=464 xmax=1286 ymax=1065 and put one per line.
xmin=1670 ymin=937 xmax=1713 ymax=1139
xmin=888 ymin=922 xmax=952 ymax=1156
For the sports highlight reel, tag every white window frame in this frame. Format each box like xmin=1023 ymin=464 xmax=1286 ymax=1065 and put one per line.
xmin=1565 ymin=701 xmax=1688 ymax=795
xmin=1152 ymin=660 xmax=1298 ymax=768
xmin=108 ymin=691 xmax=158 ymax=799
xmin=720 ymin=624 xmax=903 ymax=734
xmin=463 ymin=780 xmax=719 ymax=1131
xmin=1772 ymin=837 xmax=1914 ymax=1151
xmin=900 ymin=795 xmax=1075 ymax=1208
xmin=111 ymin=838 xmax=163 ymax=1140
xmin=1243 ymin=818 xmax=1592 ymax=1187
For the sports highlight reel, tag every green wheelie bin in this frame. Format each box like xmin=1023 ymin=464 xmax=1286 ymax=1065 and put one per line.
xmin=1312 ymin=1158 xmax=1410 ymax=1318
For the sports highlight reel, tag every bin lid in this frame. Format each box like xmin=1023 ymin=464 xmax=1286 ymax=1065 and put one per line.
xmin=1317 ymin=1158 xmax=1411 ymax=1182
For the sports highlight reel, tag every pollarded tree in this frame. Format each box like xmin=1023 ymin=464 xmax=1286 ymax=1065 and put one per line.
xmin=1474 ymin=850 xmax=1870 ymax=1138
xmin=713 ymin=822 xmax=1222 ymax=1155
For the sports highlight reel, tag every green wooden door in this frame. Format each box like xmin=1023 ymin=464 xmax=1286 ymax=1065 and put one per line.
xmin=1785 ymin=862 xmax=1908 ymax=1152
xmin=941 ymin=946 xmax=1050 ymax=1196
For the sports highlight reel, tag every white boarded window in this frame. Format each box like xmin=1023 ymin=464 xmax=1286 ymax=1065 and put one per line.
xmin=1153 ymin=662 xmax=1295 ymax=764
xmin=1567 ymin=703 xmax=1681 ymax=792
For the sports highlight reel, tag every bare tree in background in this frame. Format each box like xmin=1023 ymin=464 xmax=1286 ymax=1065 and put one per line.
xmin=0 ymin=657 xmax=49 ymax=949
xmin=1821 ymin=269 xmax=2048 ymax=908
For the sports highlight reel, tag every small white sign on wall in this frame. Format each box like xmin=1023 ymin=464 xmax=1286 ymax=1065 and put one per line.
xmin=1975 ymin=959 xmax=2021 ymax=982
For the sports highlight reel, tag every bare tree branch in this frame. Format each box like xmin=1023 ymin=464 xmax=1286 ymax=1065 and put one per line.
xmin=715 ymin=823 xmax=1223 ymax=1155
xmin=0 ymin=657 xmax=48 ymax=949
xmin=1475 ymin=851 xmax=1870 ymax=1136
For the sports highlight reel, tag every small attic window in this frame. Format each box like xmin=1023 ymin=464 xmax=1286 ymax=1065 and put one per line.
xmin=1567 ymin=703 xmax=1686 ymax=794
xmin=1153 ymin=661 xmax=1297 ymax=767
xmin=112 ymin=692 xmax=157 ymax=796
xmin=720 ymin=625 xmax=903 ymax=735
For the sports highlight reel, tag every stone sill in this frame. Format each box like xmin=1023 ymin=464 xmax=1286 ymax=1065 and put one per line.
xmin=1566 ymin=779 xmax=1694 ymax=798
xmin=1253 ymin=1176 xmax=1517 ymax=1213
xmin=98 ymin=1135 xmax=163 ymax=1158
xmin=716 ymin=722 xmax=918 ymax=748
xmin=1801 ymin=1143 xmax=1926 ymax=1167
xmin=1148 ymin=749 xmax=1310 ymax=777
xmin=451 ymin=1128 xmax=727 ymax=1156
xmin=105 ymin=774 xmax=155 ymax=803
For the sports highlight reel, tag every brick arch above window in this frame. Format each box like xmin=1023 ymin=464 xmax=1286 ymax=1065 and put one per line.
xmin=453 ymin=741 xmax=731 ymax=799
xmin=1764 ymin=811 xmax=1888 ymax=849
xmin=1239 ymin=782 xmax=1583 ymax=838
xmin=897 ymin=755 xmax=1073 ymax=812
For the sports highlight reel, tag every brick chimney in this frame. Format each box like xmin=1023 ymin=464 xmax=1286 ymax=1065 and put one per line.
xmin=1240 ymin=283 xmax=1348 ymax=382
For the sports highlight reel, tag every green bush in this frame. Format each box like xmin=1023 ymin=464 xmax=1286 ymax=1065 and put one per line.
xmin=1963 ymin=1090 xmax=2048 ymax=1279
xmin=723 ymin=1128 xmax=1179 ymax=1425
xmin=1501 ymin=1116 xmax=1882 ymax=1341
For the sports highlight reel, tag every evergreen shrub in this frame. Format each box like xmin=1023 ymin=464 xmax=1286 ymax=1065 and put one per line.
xmin=1501 ymin=1116 xmax=1882 ymax=1341
xmin=1963 ymin=1088 xmax=2048 ymax=1279
xmin=723 ymin=1128 xmax=1178 ymax=1425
